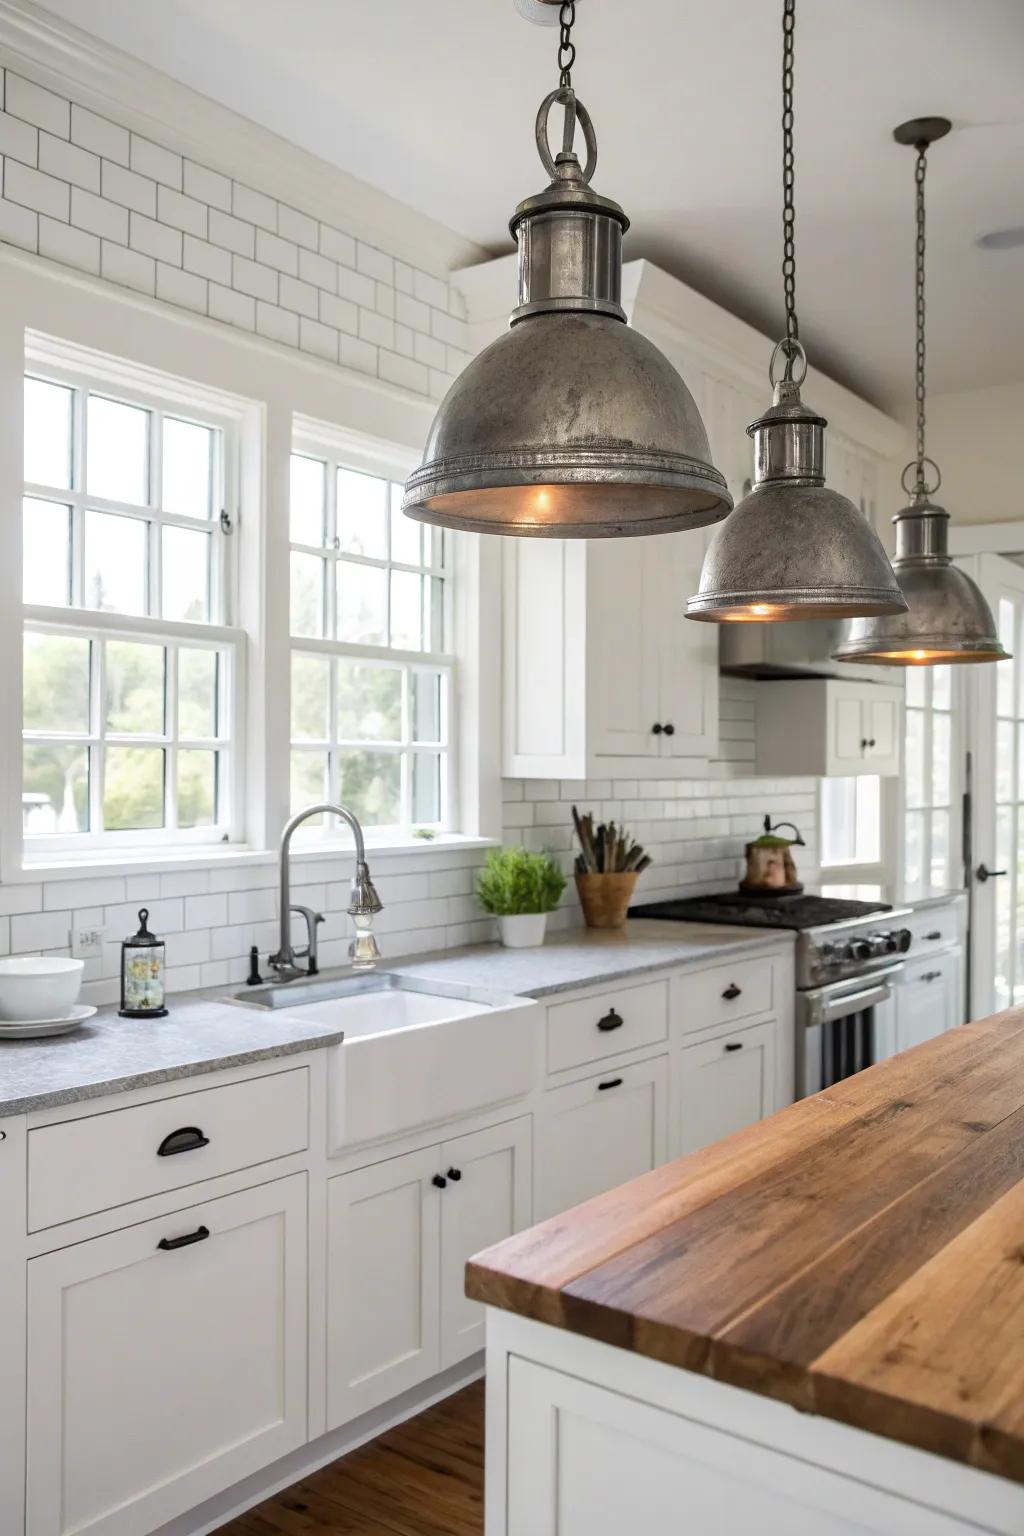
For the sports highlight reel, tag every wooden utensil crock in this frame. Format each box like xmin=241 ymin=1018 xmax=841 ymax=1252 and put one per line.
xmin=575 ymin=872 xmax=638 ymax=930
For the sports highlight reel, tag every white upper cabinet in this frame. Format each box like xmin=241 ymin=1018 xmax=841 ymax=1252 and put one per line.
xmin=753 ymin=678 xmax=903 ymax=777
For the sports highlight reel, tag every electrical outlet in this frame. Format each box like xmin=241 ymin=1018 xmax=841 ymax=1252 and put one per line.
xmin=71 ymin=926 xmax=106 ymax=959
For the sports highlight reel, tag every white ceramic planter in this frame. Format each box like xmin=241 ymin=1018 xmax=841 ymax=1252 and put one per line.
xmin=497 ymin=913 xmax=548 ymax=949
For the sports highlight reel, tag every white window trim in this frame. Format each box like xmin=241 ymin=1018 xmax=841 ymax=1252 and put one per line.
xmin=288 ymin=415 xmax=458 ymax=844
xmin=16 ymin=331 xmax=252 ymax=868
xmin=817 ymin=775 xmax=891 ymax=889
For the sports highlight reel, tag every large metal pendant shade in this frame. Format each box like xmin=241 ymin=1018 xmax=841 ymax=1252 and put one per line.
xmin=402 ymin=87 xmax=731 ymax=539
xmin=833 ymin=490 xmax=1008 ymax=666
xmin=687 ymin=348 xmax=908 ymax=623
xmin=834 ymin=116 xmax=1006 ymax=667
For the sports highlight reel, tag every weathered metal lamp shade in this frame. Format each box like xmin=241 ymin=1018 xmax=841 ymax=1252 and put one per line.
xmin=833 ymin=497 xmax=1008 ymax=664
xmin=403 ymin=91 xmax=731 ymax=538
xmin=687 ymin=362 xmax=908 ymax=623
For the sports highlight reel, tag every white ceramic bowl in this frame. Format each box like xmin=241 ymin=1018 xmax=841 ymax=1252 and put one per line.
xmin=0 ymin=956 xmax=84 ymax=1021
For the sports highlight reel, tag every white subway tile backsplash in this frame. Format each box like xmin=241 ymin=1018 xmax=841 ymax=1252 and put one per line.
xmin=279 ymin=272 xmax=317 ymax=318
xmin=297 ymin=245 xmax=335 ymax=292
xmin=319 ymin=290 xmax=357 ymax=335
xmin=6 ymin=74 xmax=69 ymax=138
xmin=101 ymin=159 xmax=157 ymax=217
xmin=396 ymin=291 xmax=430 ymax=332
xmin=208 ymin=206 xmax=255 ymax=257
xmin=430 ymin=308 xmax=469 ymax=349
xmin=393 ymin=259 xmax=413 ymax=295
xmin=157 ymin=183 xmax=207 ymax=237
xmin=278 ymin=203 xmax=317 ymax=249
xmin=71 ymin=104 xmax=129 ymax=166
xmin=11 ymin=910 xmax=70 ymax=952
xmin=340 ymin=335 xmax=377 ymax=375
xmin=182 ymin=158 xmax=231 ymax=211
xmin=375 ymin=282 xmax=395 ymax=319
xmin=299 ymin=316 xmax=339 ymax=361
xmin=379 ymin=350 xmax=428 ymax=393
xmin=356 ymin=241 xmax=393 ymax=284
xmin=39 ymin=130 xmax=99 ymax=192
xmin=336 ymin=263 xmax=375 ymax=309
xmin=256 ymin=226 xmax=298 ymax=277
xmin=183 ymin=232 xmax=231 ymax=284
xmin=71 ymin=184 xmax=128 ymax=242
xmin=359 ymin=308 xmax=393 ymax=348
xmin=319 ymin=222 xmax=355 ymax=266
xmin=0 ymin=111 xmax=37 ymax=165
xmin=101 ymin=239 xmax=156 ymax=294
xmin=209 ymin=281 xmax=255 ymax=330
xmin=413 ymin=330 xmax=446 ymax=369
xmin=413 ymin=268 xmax=449 ymax=310
xmin=156 ymin=261 xmax=206 ymax=313
xmin=39 ymin=214 xmax=99 ymax=273
xmin=130 ymin=133 xmax=182 ymax=189
xmin=5 ymin=157 xmax=69 ymax=219
xmin=185 ymin=892 xmax=228 ymax=929
xmin=394 ymin=322 xmax=414 ymax=358
xmin=232 ymin=181 xmax=276 ymax=232
xmin=232 ymin=252 xmax=277 ymax=302
xmin=130 ymin=210 xmax=182 ymax=265
xmin=256 ymin=299 xmax=299 ymax=347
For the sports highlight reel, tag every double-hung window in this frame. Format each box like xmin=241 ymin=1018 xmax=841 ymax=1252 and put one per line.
xmin=21 ymin=343 xmax=244 ymax=857
xmin=904 ymin=665 xmax=954 ymax=895
xmin=288 ymin=425 xmax=454 ymax=839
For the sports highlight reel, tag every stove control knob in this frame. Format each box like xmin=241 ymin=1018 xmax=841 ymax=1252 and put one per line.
xmin=896 ymin=928 xmax=912 ymax=953
xmin=849 ymin=939 xmax=873 ymax=961
xmin=882 ymin=932 xmax=900 ymax=954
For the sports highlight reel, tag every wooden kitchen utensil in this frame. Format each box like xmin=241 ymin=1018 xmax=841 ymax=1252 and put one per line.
xmin=571 ymin=808 xmax=651 ymax=928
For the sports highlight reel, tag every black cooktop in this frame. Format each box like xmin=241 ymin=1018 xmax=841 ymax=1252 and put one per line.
xmin=629 ymin=892 xmax=892 ymax=931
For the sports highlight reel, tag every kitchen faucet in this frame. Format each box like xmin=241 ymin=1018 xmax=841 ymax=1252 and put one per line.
xmin=268 ymin=803 xmax=383 ymax=979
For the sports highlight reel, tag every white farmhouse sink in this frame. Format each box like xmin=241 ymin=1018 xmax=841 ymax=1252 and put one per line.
xmin=231 ymin=971 xmax=540 ymax=1150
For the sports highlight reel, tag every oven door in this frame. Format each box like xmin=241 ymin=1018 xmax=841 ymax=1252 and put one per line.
xmin=797 ymin=966 xmax=901 ymax=1097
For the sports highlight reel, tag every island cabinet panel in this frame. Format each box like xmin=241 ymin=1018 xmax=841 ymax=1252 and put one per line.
xmin=504 ymin=1354 xmax=990 ymax=1536
xmin=26 ymin=1173 xmax=308 ymax=1536
xmin=674 ymin=1018 xmax=776 ymax=1157
xmin=534 ymin=1056 xmax=668 ymax=1222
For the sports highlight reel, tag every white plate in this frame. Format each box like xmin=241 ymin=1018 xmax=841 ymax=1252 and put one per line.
xmin=0 ymin=1005 xmax=98 ymax=1038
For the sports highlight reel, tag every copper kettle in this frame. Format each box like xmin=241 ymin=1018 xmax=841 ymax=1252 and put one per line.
xmin=741 ymin=816 xmax=805 ymax=894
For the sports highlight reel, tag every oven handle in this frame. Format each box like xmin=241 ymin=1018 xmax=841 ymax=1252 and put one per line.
xmin=805 ymin=978 xmax=895 ymax=1028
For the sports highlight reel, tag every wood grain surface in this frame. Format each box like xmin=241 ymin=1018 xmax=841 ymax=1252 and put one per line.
xmin=466 ymin=1007 xmax=1024 ymax=1484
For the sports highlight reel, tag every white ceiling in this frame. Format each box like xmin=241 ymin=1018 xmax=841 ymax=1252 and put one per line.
xmin=37 ymin=0 xmax=1024 ymax=412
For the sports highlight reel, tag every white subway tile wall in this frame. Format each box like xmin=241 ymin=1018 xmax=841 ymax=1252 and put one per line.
xmin=0 ymin=67 xmax=467 ymax=399
xmin=2 ymin=681 xmax=819 ymax=1005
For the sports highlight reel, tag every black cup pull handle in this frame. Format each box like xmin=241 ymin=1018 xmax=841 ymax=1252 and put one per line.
xmin=432 ymin=1173 xmax=447 ymax=1189
xmin=597 ymin=1007 xmax=624 ymax=1033
xmin=724 ymin=1041 xmax=744 ymax=1052
xmin=598 ymin=1077 xmax=623 ymax=1091
xmin=157 ymin=1126 xmax=210 ymax=1157
xmin=157 ymin=1224 xmax=210 ymax=1252
xmin=447 ymin=1167 xmax=462 ymax=1181
xmin=722 ymin=983 xmax=742 ymax=1000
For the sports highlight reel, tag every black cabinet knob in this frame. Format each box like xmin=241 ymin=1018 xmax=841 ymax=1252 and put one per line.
xmin=663 ymin=723 xmax=675 ymax=736
xmin=432 ymin=1173 xmax=447 ymax=1189
xmin=651 ymin=722 xmax=663 ymax=735
xmin=597 ymin=1007 xmax=624 ymax=1032
xmin=722 ymin=983 xmax=742 ymax=1000
xmin=447 ymin=1167 xmax=462 ymax=1182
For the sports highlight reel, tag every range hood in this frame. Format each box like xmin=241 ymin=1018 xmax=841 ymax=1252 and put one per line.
xmin=719 ymin=619 xmax=883 ymax=683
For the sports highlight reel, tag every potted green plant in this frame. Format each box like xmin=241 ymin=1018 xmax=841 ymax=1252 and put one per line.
xmin=477 ymin=847 xmax=567 ymax=948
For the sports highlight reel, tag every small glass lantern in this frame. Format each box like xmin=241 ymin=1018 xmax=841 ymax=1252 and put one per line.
xmin=119 ymin=908 xmax=168 ymax=1019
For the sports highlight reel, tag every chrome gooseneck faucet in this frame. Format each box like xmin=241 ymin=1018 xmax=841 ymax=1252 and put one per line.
xmin=269 ymin=803 xmax=383 ymax=979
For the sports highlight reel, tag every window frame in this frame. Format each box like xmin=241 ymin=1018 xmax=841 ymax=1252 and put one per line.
xmin=902 ymin=665 xmax=958 ymax=897
xmin=288 ymin=417 xmax=457 ymax=843
xmin=19 ymin=335 xmax=248 ymax=861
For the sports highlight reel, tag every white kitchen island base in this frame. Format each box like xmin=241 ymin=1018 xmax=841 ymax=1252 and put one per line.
xmin=484 ymin=1311 xmax=1024 ymax=1536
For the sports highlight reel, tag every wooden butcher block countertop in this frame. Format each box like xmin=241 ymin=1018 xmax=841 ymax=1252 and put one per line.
xmin=467 ymin=1006 xmax=1024 ymax=1484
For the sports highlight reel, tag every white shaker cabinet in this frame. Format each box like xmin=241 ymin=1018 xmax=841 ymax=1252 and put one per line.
xmin=894 ymin=949 xmax=963 ymax=1053
xmin=534 ymin=1056 xmax=669 ymax=1221
xmin=502 ymin=530 xmax=717 ymax=780
xmin=753 ymin=678 xmax=903 ymax=777
xmin=674 ymin=1019 xmax=777 ymax=1157
xmin=326 ymin=1116 xmax=531 ymax=1429
xmin=26 ymin=1174 xmax=308 ymax=1536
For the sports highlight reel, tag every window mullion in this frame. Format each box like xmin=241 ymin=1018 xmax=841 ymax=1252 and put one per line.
xmin=91 ymin=638 xmax=105 ymax=836
xmin=165 ymin=643 xmax=179 ymax=833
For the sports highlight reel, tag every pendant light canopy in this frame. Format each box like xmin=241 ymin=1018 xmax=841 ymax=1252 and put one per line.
xmin=687 ymin=0 xmax=907 ymax=624
xmin=833 ymin=119 xmax=1008 ymax=666
xmin=403 ymin=5 xmax=731 ymax=539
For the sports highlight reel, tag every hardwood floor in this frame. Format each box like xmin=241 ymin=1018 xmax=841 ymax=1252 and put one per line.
xmin=221 ymin=1382 xmax=485 ymax=1536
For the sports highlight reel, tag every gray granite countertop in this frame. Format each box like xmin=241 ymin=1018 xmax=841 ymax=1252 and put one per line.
xmin=0 ymin=997 xmax=344 ymax=1118
xmin=0 ymin=919 xmax=791 ymax=1118
xmin=389 ymin=918 xmax=794 ymax=999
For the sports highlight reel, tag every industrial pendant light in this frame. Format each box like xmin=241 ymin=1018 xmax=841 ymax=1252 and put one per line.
xmin=687 ymin=0 xmax=906 ymax=623
xmin=402 ymin=4 xmax=731 ymax=538
xmin=833 ymin=120 xmax=1008 ymax=666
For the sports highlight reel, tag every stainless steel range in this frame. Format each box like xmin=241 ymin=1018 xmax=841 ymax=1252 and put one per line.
xmin=630 ymin=893 xmax=913 ymax=1097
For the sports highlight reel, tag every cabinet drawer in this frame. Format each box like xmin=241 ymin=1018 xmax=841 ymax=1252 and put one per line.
xmin=678 ymin=956 xmax=775 ymax=1034
xmin=28 ymin=1067 xmax=309 ymax=1232
xmin=546 ymin=979 xmax=668 ymax=1075
xmin=905 ymin=903 xmax=962 ymax=953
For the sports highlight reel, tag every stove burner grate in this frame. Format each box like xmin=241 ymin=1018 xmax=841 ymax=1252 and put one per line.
xmin=630 ymin=893 xmax=892 ymax=932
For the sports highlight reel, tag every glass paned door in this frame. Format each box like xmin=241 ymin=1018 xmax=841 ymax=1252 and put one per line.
xmin=967 ymin=554 xmax=1024 ymax=1018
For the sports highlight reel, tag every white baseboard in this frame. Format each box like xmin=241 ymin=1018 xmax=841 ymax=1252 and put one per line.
xmin=151 ymin=1354 xmax=485 ymax=1536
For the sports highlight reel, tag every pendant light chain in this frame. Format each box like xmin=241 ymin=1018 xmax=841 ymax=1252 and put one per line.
xmin=558 ymin=3 xmax=576 ymax=88
xmin=913 ymin=143 xmax=928 ymax=486
xmin=781 ymin=0 xmax=799 ymax=353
